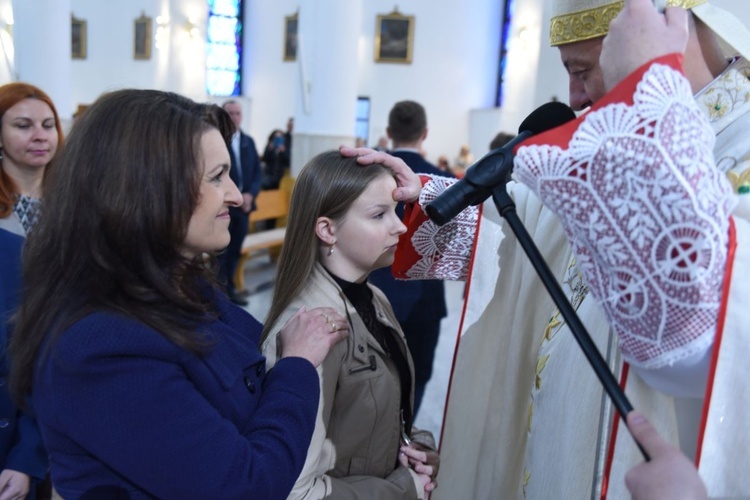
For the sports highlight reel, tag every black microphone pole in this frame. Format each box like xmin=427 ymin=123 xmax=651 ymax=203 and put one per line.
xmin=491 ymin=185 xmax=649 ymax=461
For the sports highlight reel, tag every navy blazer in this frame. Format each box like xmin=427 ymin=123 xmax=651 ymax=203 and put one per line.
xmin=0 ymin=228 xmax=47 ymax=481
xmin=33 ymin=291 xmax=319 ymax=498
xmin=229 ymin=131 xmax=263 ymax=214
xmin=369 ymin=151 xmax=454 ymax=321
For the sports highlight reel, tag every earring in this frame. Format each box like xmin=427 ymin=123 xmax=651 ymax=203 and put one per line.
xmin=328 ymin=241 xmax=335 ymax=256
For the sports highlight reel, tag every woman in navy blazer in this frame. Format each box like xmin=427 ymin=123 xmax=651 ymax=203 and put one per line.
xmin=8 ymin=90 xmax=347 ymax=499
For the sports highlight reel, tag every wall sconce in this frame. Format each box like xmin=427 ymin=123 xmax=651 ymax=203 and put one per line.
xmin=184 ymin=17 xmax=200 ymax=40
xmin=155 ymin=15 xmax=169 ymax=50
xmin=0 ymin=18 xmax=15 ymax=80
xmin=0 ymin=19 xmax=12 ymax=37
xmin=515 ymin=26 xmax=531 ymax=50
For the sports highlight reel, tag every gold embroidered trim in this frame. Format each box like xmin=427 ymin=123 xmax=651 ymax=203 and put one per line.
xmin=535 ymin=355 xmax=550 ymax=390
xmin=550 ymin=0 xmax=707 ymax=46
xmin=728 ymin=169 xmax=750 ymax=194
xmin=668 ymin=0 xmax=707 ymax=9
xmin=694 ymin=57 xmax=750 ymax=194
xmin=543 ymin=313 xmax=561 ymax=341
xmin=523 ymin=469 xmax=531 ymax=498
xmin=696 ymin=58 xmax=750 ymax=131
xmin=550 ymin=2 xmax=623 ymax=46
xmin=527 ymin=402 xmax=534 ymax=434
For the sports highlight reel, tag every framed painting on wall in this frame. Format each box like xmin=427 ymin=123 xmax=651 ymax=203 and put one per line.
xmin=134 ymin=13 xmax=152 ymax=60
xmin=284 ymin=11 xmax=298 ymax=61
xmin=374 ymin=9 xmax=414 ymax=64
xmin=71 ymin=15 xmax=87 ymax=59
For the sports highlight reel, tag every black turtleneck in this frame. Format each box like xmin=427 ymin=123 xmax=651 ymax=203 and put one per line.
xmin=327 ymin=270 xmax=413 ymax=433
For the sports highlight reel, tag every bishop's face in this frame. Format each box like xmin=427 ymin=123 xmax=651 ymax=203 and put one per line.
xmin=558 ymin=37 xmax=607 ymax=111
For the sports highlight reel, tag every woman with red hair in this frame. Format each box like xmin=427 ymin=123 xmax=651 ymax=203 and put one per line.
xmin=0 ymin=82 xmax=63 ymax=235
xmin=0 ymin=82 xmax=62 ymax=498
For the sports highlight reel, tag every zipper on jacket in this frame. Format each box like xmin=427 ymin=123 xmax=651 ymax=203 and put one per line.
xmin=400 ymin=409 xmax=413 ymax=445
xmin=349 ymin=354 xmax=377 ymax=374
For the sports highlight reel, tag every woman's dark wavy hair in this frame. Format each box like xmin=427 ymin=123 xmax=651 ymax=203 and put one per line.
xmin=10 ymin=89 xmax=234 ymax=400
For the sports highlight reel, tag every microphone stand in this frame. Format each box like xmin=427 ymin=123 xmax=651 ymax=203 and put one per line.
xmin=492 ymin=186 xmax=650 ymax=461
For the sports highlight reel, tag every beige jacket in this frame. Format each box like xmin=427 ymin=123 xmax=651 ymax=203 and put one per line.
xmin=263 ymin=263 xmax=435 ymax=499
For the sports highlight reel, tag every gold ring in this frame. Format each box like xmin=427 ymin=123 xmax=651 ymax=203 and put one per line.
xmin=330 ymin=322 xmax=337 ymax=332
xmin=322 ymin=313 xmax=330 ymax=322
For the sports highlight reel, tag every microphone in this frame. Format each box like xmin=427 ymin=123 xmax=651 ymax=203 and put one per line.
xmin=426 ymin=101 xmax=575 ymax=226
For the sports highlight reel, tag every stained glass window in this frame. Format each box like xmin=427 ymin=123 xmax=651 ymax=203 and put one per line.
xmin=355 ymin=97 xmax=371 ymax=144
xmin=496 ymin=0 xmax=515 ymax=106
xmin=207 ymin=0 xmax=242 ymax=96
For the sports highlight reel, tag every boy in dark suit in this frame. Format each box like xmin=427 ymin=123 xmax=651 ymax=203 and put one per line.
xmin=369 ymin=100 xmax=454 ymax=414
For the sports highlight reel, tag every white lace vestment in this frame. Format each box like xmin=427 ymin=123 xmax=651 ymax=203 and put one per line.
xmin=402 ymin=57 xmax=750 ymax=500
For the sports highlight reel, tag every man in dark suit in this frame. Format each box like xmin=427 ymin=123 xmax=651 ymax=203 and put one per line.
xmin=219 ymin=100 xmax=263 ymax=305
xmin=368 ymin=100 xmax=454 ymax=414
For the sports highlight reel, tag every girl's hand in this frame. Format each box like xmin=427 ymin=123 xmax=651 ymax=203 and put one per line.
xmin=400 ymin=442 xmax=440 ymax=492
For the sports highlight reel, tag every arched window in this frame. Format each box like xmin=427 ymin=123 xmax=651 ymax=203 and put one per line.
xmin=207 ymin=0 xmax=243 ymax=96
xmin=355 ymin=97 xmax=371 ymax=144
xmin=495 ymin=0 xmax=515 ymax=106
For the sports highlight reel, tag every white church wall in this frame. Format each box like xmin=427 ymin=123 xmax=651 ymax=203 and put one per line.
xmin=246 ymin=0 xmax=502 ymax=167
xmin=57 ymin=0 xmax=502 ymax=166
xmin=355 ymin=0 xmax=501 ymax=165
xmin=0 ymin=0 xmax=14 ymax=85
xmin=2 ymin=0 xmax=748 ymax=165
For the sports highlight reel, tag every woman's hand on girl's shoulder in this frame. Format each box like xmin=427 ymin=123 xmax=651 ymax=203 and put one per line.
xmin=277 ymin=306 xmax=348 ymax=368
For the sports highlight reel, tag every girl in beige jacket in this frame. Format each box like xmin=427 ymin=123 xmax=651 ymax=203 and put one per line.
xmin=262 ymin=151 xmax=439 ymax=499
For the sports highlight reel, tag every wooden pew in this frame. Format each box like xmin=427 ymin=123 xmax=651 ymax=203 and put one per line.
xmin=233 ymin=189 xmax=289 ymax=293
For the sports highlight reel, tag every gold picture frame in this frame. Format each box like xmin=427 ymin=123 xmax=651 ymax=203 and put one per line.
xmin=374 ymin=9 xmax=414 ymax=64
xmin=71 ymin=15 xmax=87 ymax=59
xmin=134 ymin=13 xmax=152 ymax=60
xmin=283 ymin=11 xmax=298 ymax=62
